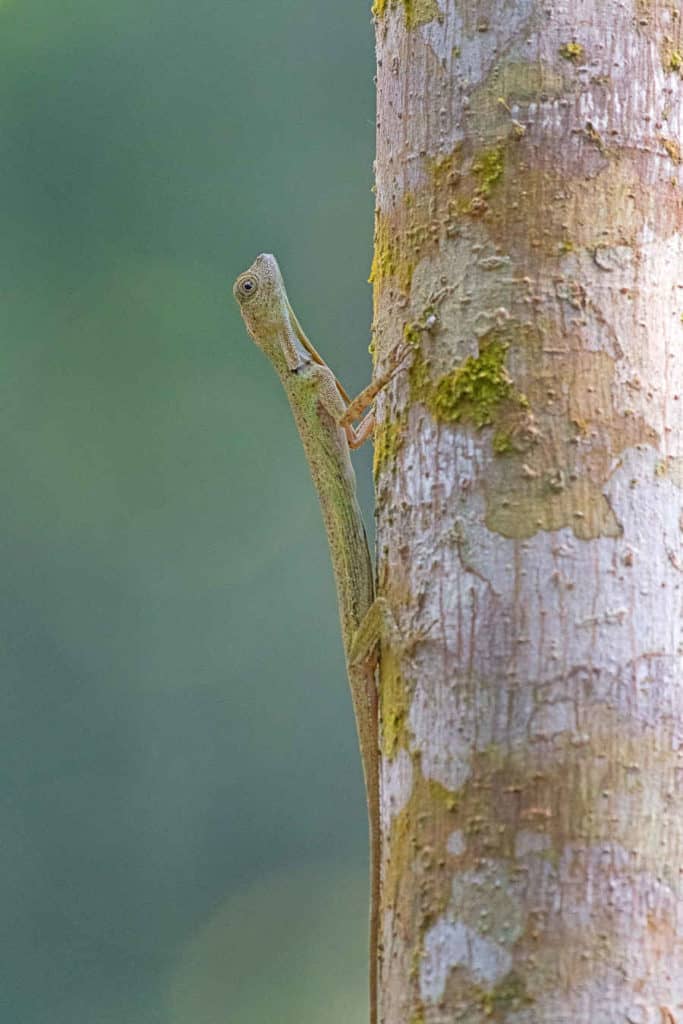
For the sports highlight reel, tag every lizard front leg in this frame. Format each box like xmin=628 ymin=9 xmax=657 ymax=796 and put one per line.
xmin=340 ymin=348 xmax=412 ymax=450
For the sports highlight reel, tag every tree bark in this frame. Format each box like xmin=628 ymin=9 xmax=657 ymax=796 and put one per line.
xmin=370 ymin=2 xmax=683 ymax=1021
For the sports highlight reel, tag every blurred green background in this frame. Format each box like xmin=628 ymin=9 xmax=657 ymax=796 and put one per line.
xmin=1 ymin=1 xmax=376 ymax=1020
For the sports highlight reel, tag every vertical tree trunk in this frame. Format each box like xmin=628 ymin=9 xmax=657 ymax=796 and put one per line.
xmin=371 ymin=2 xmax=683 ymax=1021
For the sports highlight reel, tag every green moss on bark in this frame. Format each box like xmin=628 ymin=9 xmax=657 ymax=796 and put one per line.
xmin=559 ymin=41 xmax=585 ymax=62
xmin=472 ymin=146 xmax=505 ymax=197
xmin=373 ymin=412 xmax=407 ymax=479
xmin=480 ymin=971 xmax=534 ymax=1015
xmin=381 ymin=645 xmax=411 ymax=757
xmin=429 ymin=340 xmax=521 ymax=427
xmin=371 ymin=0 xmax=439 ymax=28
xmin=664 ymin=48 xmax=683 ymax=72
xmin=369 ymin=206 xmax=416 ymax=293
xmin=408 ymin=329 xmax=529 ymax=446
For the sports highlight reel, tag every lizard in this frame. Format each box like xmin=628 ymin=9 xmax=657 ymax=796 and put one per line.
xmin=233 ymin=253 xmax=403 ymax=1024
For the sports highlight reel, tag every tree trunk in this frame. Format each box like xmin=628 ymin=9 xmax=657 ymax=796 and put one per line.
xmin=370 ymin=2 xmax=683 ymax=1021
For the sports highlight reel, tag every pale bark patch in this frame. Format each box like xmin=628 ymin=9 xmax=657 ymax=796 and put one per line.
xmin=408 ymin=668 xmax=483 ymax=790
xmin=514 ymin=829 xmax=552 ymax=857
xmin=381 ymin=747 xmax=414 ymax=833
xmin=446 ymin=829 xmax=466 ymax=856
xmin=419 ymin=918 xmax=512 ymax=1003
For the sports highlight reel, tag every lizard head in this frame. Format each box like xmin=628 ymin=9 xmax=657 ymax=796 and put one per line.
xmin=233 ymin=253 xmax=287 ymax=339
xmin=234 ymin=253 xmax=319 ymax=374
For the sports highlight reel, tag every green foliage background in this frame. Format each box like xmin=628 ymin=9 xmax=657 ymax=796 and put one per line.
xmin=1 ymin=1 xmax=376 ymax=1020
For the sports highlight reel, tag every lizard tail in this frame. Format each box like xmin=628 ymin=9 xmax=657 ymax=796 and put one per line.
xmin=352 ymin=659 xmax=381 ymax=1024
xmin=369 ymin=806 xmax=380 ymax=1024
xmin=366 ymin=709 xmax=381 ymax=1024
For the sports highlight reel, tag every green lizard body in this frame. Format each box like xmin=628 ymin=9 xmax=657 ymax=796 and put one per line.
xmin=234 ymin=253 xmax=386 ymax=1024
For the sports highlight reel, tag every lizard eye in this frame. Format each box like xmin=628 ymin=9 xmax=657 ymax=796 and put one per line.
xmin=237 ymin=275 xmax=258 ymax=298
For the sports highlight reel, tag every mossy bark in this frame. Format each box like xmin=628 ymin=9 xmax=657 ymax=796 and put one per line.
xmin=371 ymin=1 xmax=683 ymax=1021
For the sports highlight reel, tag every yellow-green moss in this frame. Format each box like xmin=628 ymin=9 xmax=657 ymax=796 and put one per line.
xmin=559 ymin=41 xmax=585 ymax=63
xmin=664 ymin=48 xmax=683 ymax=72
xmin=472 ymin=145 xmax=504 ymax=197
xmin=371 ymin=0 xmax=439 ymax=28
xmin=661 ymin=136 xmax=682 ymax=164
xmin=479 ymin=971 xmax=534 ymax=1016
xmin=369 ymin=207 xmax=416 ymax=293
xmin=428 ymin=145 xmax=463 ymax=193
xmin=492 ymin=430 xmax=514 ymax=455
xmin=381 ymin=646 xmax=411 ymax=757
xmin=404 ymin=321 xmax=424 ymax=349
xmin=374 ymin=412 xmax=407 ymax=479
xmin=428 ymin=778 xmax=460 ymax=812
xmin=429 ymin=341 xmax=524 ymax=428
xmin=407 ymin=324 xmax=531 ymax=459
xmin=452 ymin=144 xmax=506 ymax=216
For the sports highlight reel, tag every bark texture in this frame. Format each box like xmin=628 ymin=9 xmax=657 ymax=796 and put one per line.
xmin=371 ymin=2 xmax=683 ymax=1021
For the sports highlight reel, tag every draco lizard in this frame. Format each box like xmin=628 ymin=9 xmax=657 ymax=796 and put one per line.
xmin=234 ymin=253 xmax=403 ymax=1024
